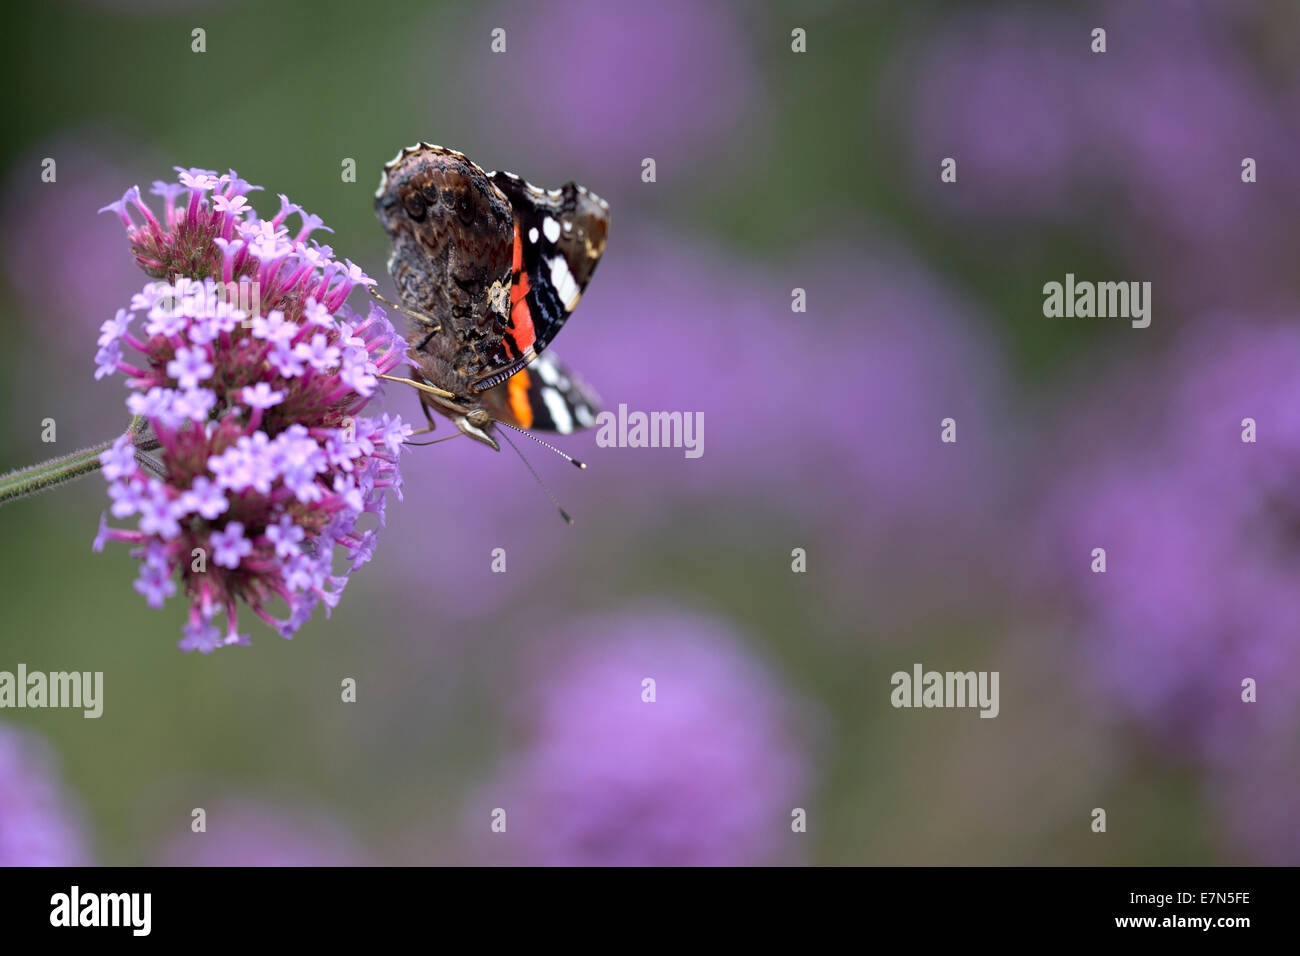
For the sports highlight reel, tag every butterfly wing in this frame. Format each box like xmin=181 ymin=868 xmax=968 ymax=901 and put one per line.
xmin=482 ymin=352 xmax=600 ymax=435
xmin=473 ymin=171 xmax=609 ymax=389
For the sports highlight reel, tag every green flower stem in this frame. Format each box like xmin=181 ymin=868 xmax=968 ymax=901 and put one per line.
xmin=0 ymin=418 xmax=158 ymax=506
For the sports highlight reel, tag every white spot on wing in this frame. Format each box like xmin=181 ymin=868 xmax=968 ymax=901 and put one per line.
xmin=528 ymin=226 xmax=539 ymax=244
xmin=543 ymin=217 xmax=561 ymax=243
xmin=541 ymin=387 xmax=574 ymax=433
xmin=548 ymin=256 xmax=581 ymax=310
xmin=534 ymin=355 xmax=559 ymax=384
xmin=574 ymin=403 xmax=595 ymax=428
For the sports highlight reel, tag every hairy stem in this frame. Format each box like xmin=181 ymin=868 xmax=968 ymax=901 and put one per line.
xmin=0 ymin=419 xmax=158 ymax=506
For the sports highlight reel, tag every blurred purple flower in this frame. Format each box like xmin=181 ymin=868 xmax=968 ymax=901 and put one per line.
xmin=93 ymin=167 xmax=413 ymax=651
xmin=1037 ymin=318 xmax=1300 ymax=761
xmin=469 ymin=0 xmax=758 ymax=174
xmin=0 ymin=724 xmax=90 ymax=866
xmin=1093 ymin=2 xmax=1300 ymax=311
xmin=152 ymin=798 xmax=365 ymax=866
xmin=461 ymin=607 xmax=814 ymax=866
xmin=902 ymin=7 xmax=1093 ymax=220
xmin=898 ymin=2 xmax=1300 ymax=308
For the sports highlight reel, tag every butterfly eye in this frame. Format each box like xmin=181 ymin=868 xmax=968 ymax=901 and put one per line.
xmin=404 ymin=192 xmax=426 ymax=220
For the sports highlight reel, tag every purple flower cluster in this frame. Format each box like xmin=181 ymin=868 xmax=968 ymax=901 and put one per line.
xmin=0 ymin=723 xmax=90 ymax=866
xmin=93 ymin=167 xmax=412 ymax=652
xmin=1037 ymin=318 xmax=1300 ymax=764
xmin=463 ymin=608 xmax=813 ymax=866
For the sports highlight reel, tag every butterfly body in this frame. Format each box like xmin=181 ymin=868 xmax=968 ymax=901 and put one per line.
xmin=374 ymin=144 xmax=608 ymax=450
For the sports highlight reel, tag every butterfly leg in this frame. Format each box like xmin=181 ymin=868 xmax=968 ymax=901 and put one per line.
xmin=410 ymin=401 xmax=439 ymax=437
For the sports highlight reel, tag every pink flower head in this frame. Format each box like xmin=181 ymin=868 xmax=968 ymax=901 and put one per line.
xmin=95 ymin=167 xmax=412 ymax=652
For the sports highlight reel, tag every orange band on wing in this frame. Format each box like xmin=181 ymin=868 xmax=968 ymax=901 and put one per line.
xmin=506 ymin=367 xmax=534 ymax=429
xmin=505 ymin=223 xmax=536 ymax=357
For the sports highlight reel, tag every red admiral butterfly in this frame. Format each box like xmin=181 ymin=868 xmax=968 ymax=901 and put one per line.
xmin=373 ymin=144 xmax=608 ymax=464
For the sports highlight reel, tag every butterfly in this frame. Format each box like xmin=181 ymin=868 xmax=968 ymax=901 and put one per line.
xmin=373 ymin=144 xmax=608 ymax=460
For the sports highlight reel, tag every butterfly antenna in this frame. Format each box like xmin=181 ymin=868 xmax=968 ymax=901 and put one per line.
xmin=497 ymin=427 xmax=575 ymax=525
xmin=495 ymin=420 xmax=587 ymax=469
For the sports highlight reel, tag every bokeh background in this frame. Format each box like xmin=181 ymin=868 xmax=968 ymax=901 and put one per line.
xmin=2 ymin=0 xmax=1298 ymax=865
